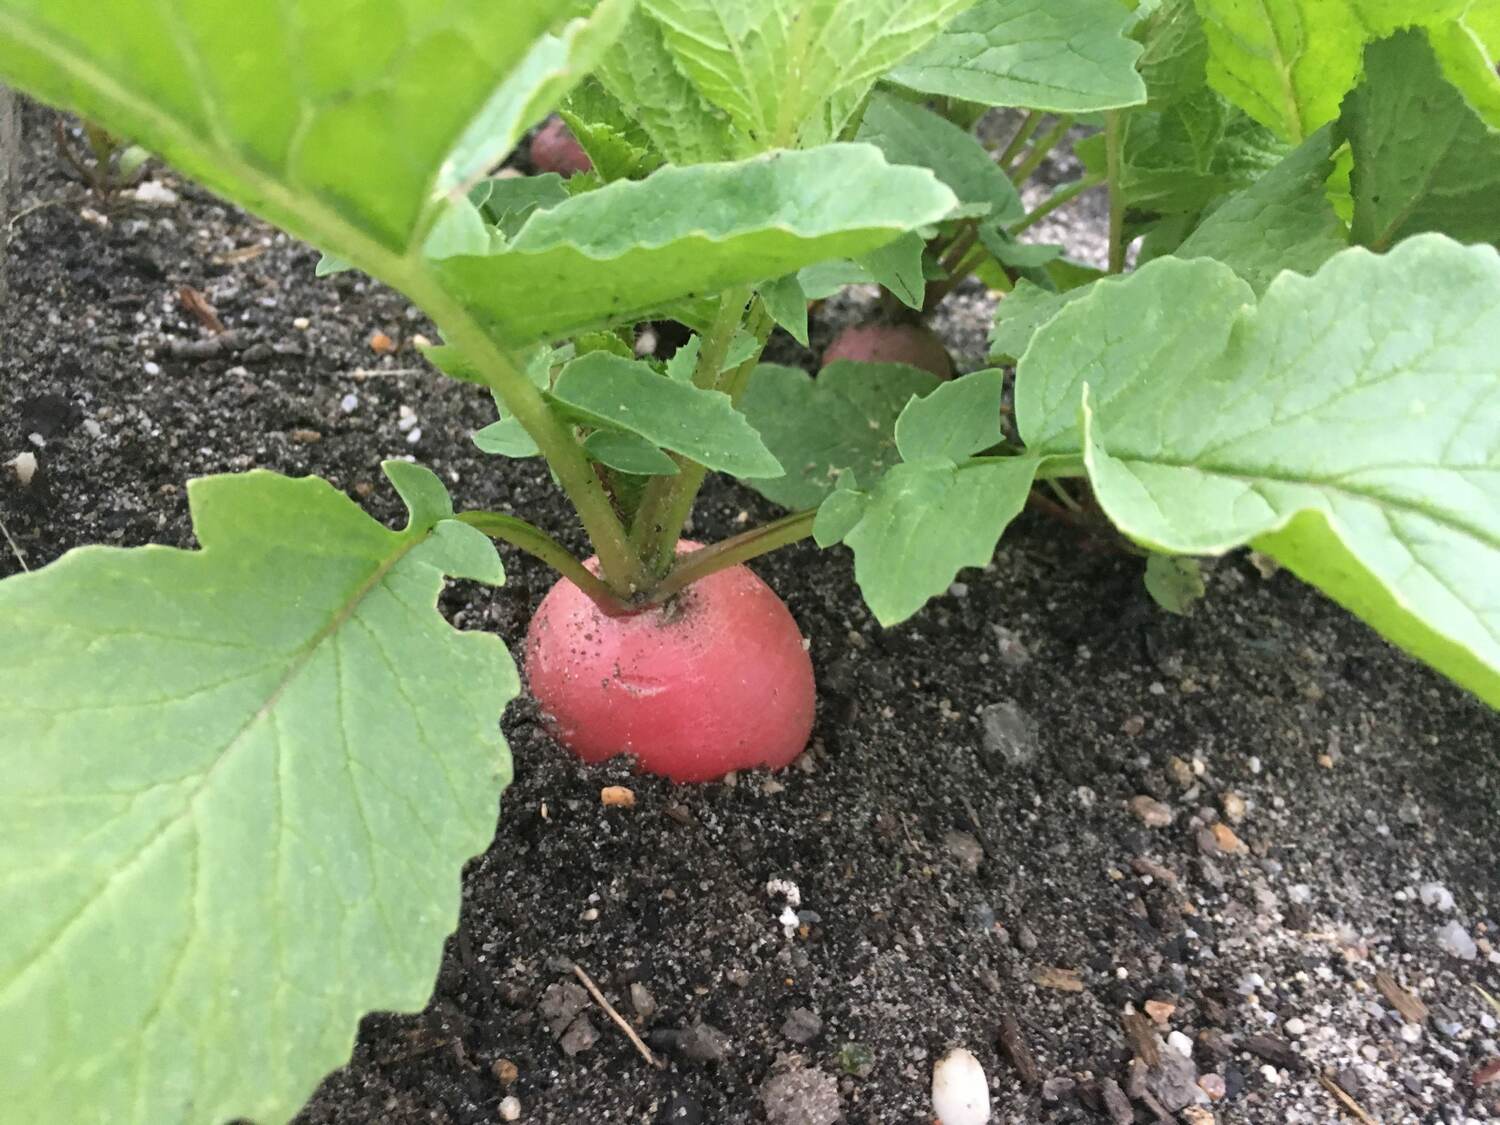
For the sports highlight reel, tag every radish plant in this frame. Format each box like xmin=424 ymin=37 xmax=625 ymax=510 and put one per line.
xmin=0 ymin=1 xmax=1497 ymax=1122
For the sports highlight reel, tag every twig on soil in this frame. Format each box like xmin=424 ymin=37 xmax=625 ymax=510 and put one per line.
xmin=1318 ymin=1071 xmax=1379 ymax=1124
xmin=1477 ymin=984 xmax=1500 ymax=1015
xmin=6 ymin=194 xmax=74 ymax=228
xmin=349 ymin=367 xmax=424 ymax=379
xmin=571 ymin=963 xmax=666 ymax=1070
xmin=0 ymin=514 xmax=28 ymax=571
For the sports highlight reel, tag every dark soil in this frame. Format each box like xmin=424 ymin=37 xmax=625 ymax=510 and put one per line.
xmin=4 ymin=108 xmax=1498 ymax=1125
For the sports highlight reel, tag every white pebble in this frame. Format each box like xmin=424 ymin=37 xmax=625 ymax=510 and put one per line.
xmin=1284 ymin=1017 xmax=1307 ymax=1037
xmin=131 ymin=180 xmax=179 ymax=205
xmin=498 ymin=1094 xmax=521 ymax=1120
xmin=8 ymin=451 xmax=37 ymax=487
xmin=27 ymin=432 xmax=45 ymax=449
xmin=1420 ymin=882 xmax=1455 ymax=912
xmin=1288 ymin=884 xmax=1313 ymax=905
xmin=293 ymin=316 xmax=311 ymax=330
xmin=397 ymin=404 xmax=418 ymax=431
xmin=144 ymin=361 xmax=161 ymax=376
xmin=932 ymin=1047 xmax=990 ymax=1125
xmin=339 ymin=393 xmax=359 ymax=413
xmin=1260 ymin=1064 xmax=1281 ymax=1085
xmin=1436 ymin=920 xmax=1478 ymax=961
xmin=1401 ymin=1022 xmax=1423 ymax=1044
xmin=1168 ymin=1031 xmax=1194 ymax=1058
xmin=405 ymin=427 xmax=422 ymax=445
xmin=83 ymin=418 xmax=103 ymax=439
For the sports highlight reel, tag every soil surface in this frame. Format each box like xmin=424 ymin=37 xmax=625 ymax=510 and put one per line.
xmin=4 ymin=108 xmax=1498 ymax=1125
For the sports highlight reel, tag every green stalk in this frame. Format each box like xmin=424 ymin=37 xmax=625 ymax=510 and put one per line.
xmin=630 ymin=287 xmax=755 ymax=570
xmin=645 ymin=508 xmax=816 ymax=606
xmin=641 ymin=295 xmax=775 ymax=572
xmin=1011 ymin=174 xmax=1104 ymax=235
xmin=419 ymin=293 xmax=649 ymax=597
xmin=997 ymin=110 xmax=1042 ymax=169
xmin=1009 ymin=115 xmax=1075 ymax=184
xmin=1105 ymin=111 xmax=1127 ymax=274
xmin=458 ymin=511 xmax=632 ymax=616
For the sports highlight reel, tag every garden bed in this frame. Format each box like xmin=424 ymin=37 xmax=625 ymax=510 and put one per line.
xmin=3 ymin=108 xmax=1497 ymax=1125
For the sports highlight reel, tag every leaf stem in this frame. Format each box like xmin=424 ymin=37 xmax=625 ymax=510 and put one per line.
xmin=644 ymin=508 xmax=816 ymax=606
xmin=997 ymin=110 xmax=1042 ymax=170
xmin=1105 ymin=111 xmax=1127 ymax=274
xmin=457 ymin=511 xmax=632 ymax=615
xmin=630 ymin=287 xmax=756 ymax=572
xmin=1011 ymin=174 xmax=1104 ymax=236
xmin=1009 ymin=115 xmax=1075 ymax=184
xmin=423 ymin=302 xmax=648 ymax=596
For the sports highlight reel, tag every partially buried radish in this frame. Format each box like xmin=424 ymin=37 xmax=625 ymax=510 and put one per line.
xmin=525 ymin=543 xmax=815 ymax=783
xmin=529 ymin=116 xmax=592 ymax=177
xmin=822 ymin=321 xmax=953 ymax=380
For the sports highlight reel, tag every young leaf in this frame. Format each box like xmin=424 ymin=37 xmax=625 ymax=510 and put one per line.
xmin=1343 ymin=31 xmax=1500 ymax=253
xmin=813 ymin=478 xmax=870 ymax=547
xmin=473 ymin=418 xmax=542 ymax=459
xmin=887 ymin=0 xmax=1148 ymax=113
xmin=665 ymin=335 xmax=704 ymax=383
xmin=550 ymin=352 xmax=781 ymax=477
xmin=0 ymin=466 xmax=515 ymax=1123
xmin=856 ymin=92 xmax=1023 ymax=223
xmin=583 ymin=430 xmax=681 ymax=476
xmin=559 ymin=79 xmax=664 ymax=183
xmin=859 ymin=232 xmax=930 ymax=310
xmin=1020 ymin=239 xmax=1500 ymax=706
xmin=739 ymin=361 xmax=944 ymax=509
xmin=1144 ymin=554 xmax=1206 ymax=616
xmin=592 ymin=7 xmax=741 ymax=164
xmin=642 ymin=0 xmax=975 ymax=147
xmin=1427 ymin=9 xmax=1500 ymax=130
xmin=759 ymin=275 xmax=811 ymax=346
xmin=1173 ymin=125 xmax=1346 ymax=293
xmin=844 ymin=457 xmax=1039 ymax=625
xmin=0 ymin=1 xmax=585 ymax=260
xmin=431 ymin=144 xmax=959 ymax=344
xmin=894 ymin=370 xmax=1008 ymax=464
xmin=1191 ymin=0 xmax=1469 ymax=143
xmin=471 ymin=175 xmax=570 ymax=239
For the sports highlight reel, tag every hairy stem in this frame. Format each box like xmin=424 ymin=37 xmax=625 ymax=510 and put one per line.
xmin=457 ymin=511 xmax=632 ymax=615
xmin=997 ymin=110 xmax=1042 ymax=170
xmin=423 ymin=296 xmax=648 ymax=597
xmin=1009 ymin=115 xmax=1075 ymax=185
xmin=631 ymin=287 xmax=756 ymax=571
xmin=1011 ymin=174 xmax=1104 ymax=235
xmin=645 ymin=508 xmax=816 ymax=606
xmin=1105 ymin=111 xmax=1127 ymax=274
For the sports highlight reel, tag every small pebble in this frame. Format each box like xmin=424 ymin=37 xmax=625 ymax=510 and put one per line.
xmin=491 ymin=1058 xmax=518 ymax=1086
xmin=1420 ymin=882 xmax=1455 ymax=912
xmin=1284 ymin=1018 xmax=1307 ymax=1037
xmin=498 ymin=1095 xmax=520 ymax=1121
xmin=8 ymin=452 xmax=37 ymax=487
xmin=339 ymin=393 xmax=359 ymax=413
xmin=1436 ymin=920 xmax=1478 ymax=960
xmin=601 ymin=785 xmax=636 ymax=808
xmin=1129 ymin=795 xmax=1173 ymax=828
xmin=1168 ymin=1030 xmax=1194 ymax=1058
xmin=932 ymin=1048 xmax=989 ymax=1125
xmin=144 ymin=360 xmax=161 ymax=376
xmin=293 ymin=316 xmax=311 ymax=330
xmin=629 ymin=981 xmax=656 ymax=1020
xmin=781 ymin=1007 xmax=822 ymax=1045
xmin=1198 ymin=1073 xmax=1226 ymax=1100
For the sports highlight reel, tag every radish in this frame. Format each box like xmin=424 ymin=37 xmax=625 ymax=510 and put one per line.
xmin=822 ymin=321 xmax=953 ymax=380
xmin=525 ymin=543 xmax=816 ymax=782
xmin=529 ymin=116 xmax=592 ymax=177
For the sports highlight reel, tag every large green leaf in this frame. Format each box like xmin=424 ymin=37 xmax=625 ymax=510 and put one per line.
xmin=0 ymin=1 xmax=614 ymax=261
xmin=1018 ymin=239 xmax=1500 ymax=706
xmin=1428 ymin=6 xmax=1500 ymax=129
xmin=642 ymin=0 xmax=976 ymax=148
xmin=1343 ymin=31 xmax=1500 ymax=252
xmin=0 ymin=465 xmax=516 ymax=1122
xmin=1190 ymin=0 xmax=1477 ymax=142
xmin=551 ymin=352 xmax=781 ymax=476
xmin=1173 ymin=125 xmax=1346 ymax=292
xmin=856 ymin=91 xmax=1023 ymax=222
xmin=844 ymin=457 xmax=1039 ymax=625
xmin=432 ymin=144 xmax=958 ymax=344
xmin=739 ymin=361 xmax=943 ymax=508
xmin=886 ymin=0 xmax=1148 ymax=112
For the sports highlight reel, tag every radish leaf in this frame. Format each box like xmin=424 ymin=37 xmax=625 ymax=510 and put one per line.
xmin=430 ymin=144 xmax=959 ymax=344
xmin=1343 ymin=31 xmax=1500 ymax=252
xmin=583 ymin=430 xmax=682 ymax=476
xmin=551 ymin=353 xmax=781 ymax=477
xmin=0 ymin=466 xmax=516 ymax=1124
xmin=1020 ymin=238 xmax=1500 ymax=706
xmin=740 ymin=361 xmax=943 ymax=509
xmin=887 ymin=0 xmax=1148 ymax=112
xmin=894 ymin=369 xmax=1007 ymax=464
xmin=641 ymin=0 xmax=976 ymax=147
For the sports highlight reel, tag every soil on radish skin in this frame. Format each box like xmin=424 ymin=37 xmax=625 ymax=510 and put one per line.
xmin=4 ymin=108 xmax=1497 ymax=1125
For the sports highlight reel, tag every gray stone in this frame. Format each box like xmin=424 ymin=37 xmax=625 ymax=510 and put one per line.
xmin=761 ymin=1056 xmax=843 ymax=1125
xmin=980 ymin=701 xmax=1040 ymax=769
xmin=559 ymin=1014 xmax=599 ymax=1056
xmin=538 ymin=980 xmax=589 ymax=1038
xmin=781 ymin=1007 xmax=823 ymax=1045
